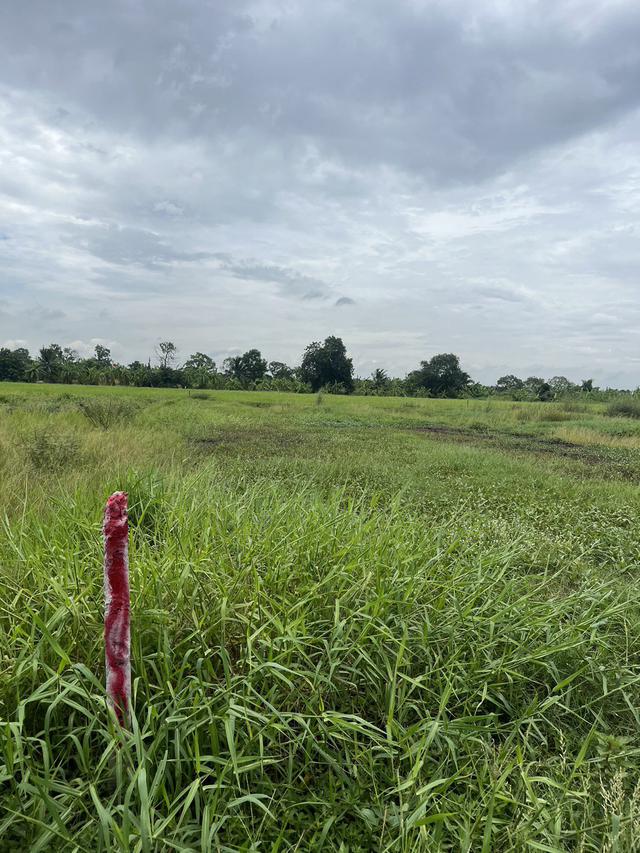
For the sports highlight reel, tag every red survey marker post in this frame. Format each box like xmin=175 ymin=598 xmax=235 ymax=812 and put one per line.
xmin=103 ymin=491 xmax=131 ymax=726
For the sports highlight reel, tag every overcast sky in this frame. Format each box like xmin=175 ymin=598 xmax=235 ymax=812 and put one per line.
xmin=1 ymin=0 xmax=640 ymax=385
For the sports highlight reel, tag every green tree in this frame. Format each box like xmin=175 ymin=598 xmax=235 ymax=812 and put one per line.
xmin=94 ymin=345 xmax=112 ymax=367
xmin=184 ymin=352 xmax=216 ymax=372
xmin=371 ymin=368 xmax=389 ymax=391
xmin=496 ymin=374 xmax=524 ymax=393
xmin=524 ymin=376 xmax=545 ymax=395
xmin=268 ymin=361 xmax=294 ymax=380
xmin=407 ymin=353 xmax=470 ymax=397
xmin=298 ymin=336 xmax=354 ymax=392
xmin=549 ymin=376 xmax=577 ymax=396
xmin=37 ymin=344 xmax=65 ymax=382
xmin=224 ymin=349 xmax=267 ymax=385
xmin=0 ymin=347 xmax=32 ymax=381
xmin=127 ymin=361 xmax=152 ymax=387
xmin=223 ymin=356 xmax=241 ymax=375
xmin=184 ymin=352 xmax=217 ymax=388
xmin=156 ymin=366 xmax=185 ymax=387
xmin=465 ymin=382 xmax=492 ymax=398
xmin=537 ymin=382 xmax=553 ymax=401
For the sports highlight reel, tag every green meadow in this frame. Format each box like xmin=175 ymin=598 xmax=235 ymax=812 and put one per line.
xmin=2 ymin=384 xmax=640 ymax=851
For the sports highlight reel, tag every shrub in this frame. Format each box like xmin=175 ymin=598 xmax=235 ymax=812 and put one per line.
xmin=538 ymin=410 xmax=573 ymax=422
xmin=606 ymin=400 xmax=640 ymax=419
xmin=321 ymin=382 xmax=350 ymax=395
xmin=20 ymin=428 xmax=80 ymax=470
xmin=515 ymin=408 xmax=536 ymax=422
xmin=561 ymin=401 xmax=587 ymax=413
xmin=77 ymin=398 xmax=136 ymax=429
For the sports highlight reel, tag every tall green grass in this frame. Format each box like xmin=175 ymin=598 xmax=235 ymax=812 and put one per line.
xmin=2 ymin=387 xmax=640 ymax=850
xmin=606 ymin=400 xmax=640 ymax=420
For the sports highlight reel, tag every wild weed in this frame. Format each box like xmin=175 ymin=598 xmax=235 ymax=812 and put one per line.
xmin=19 ymin=427 xmax=81 ymax=470
xmin=606 ymin=399 xmax=640 ymax=419
xmin=78 ymin=398 xmax=137 ymax=429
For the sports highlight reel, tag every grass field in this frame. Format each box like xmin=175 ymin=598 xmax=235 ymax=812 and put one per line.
xmin=2 ymin=384 xmax=640 ymax=851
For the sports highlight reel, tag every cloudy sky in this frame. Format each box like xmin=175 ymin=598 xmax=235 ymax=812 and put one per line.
xmin=1 ymin=0 xmax=640 ymax=385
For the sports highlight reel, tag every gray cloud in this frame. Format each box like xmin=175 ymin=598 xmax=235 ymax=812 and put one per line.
xmin=473 ymin=286 xmax=530 ymax=304
xmin=65 ymin=224 xmax=211 ymax=267
xmin=1 ymin=1 xmax=640 ymax=383
xmin=212 ymin=254 xmax=332 ymax=300
xmin=3 ymin=1 xmax=640 ymax=183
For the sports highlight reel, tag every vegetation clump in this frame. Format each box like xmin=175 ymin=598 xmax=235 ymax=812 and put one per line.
xmin=77 ymin=398 xmax=138 ymax=429
xmin=19 ymin=427 xmax=81 ymax=470
xmin=606 ymin=399 xmax=640 ymax=419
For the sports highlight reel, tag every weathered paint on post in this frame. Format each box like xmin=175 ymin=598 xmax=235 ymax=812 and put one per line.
xmin=103 ymin=491 xmax=130 ymax=725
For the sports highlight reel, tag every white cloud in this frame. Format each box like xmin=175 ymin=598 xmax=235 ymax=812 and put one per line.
xmin=67 ymin=338 xmax=121 ymax=358
xmin=153 ymin=200 xmax=184 ymax=217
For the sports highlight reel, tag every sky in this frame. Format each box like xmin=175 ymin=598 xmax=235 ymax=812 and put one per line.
xmin=1 ymin=0 xmax=640 ymax=385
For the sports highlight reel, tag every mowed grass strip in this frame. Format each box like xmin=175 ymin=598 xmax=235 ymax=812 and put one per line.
xmin=2 ymin=387 xmax=640 ymax=850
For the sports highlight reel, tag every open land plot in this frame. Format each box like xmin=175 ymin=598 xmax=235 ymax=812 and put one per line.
xmin=2 ymin=384 xmax=640 ymax=851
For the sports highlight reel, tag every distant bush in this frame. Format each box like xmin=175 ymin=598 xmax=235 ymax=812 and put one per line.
xmin=606 ymin=400 xmax=640 ymax=419
xmin=20 ymin=429 xmax=80 ymax=470
xmin=561 ymin=401 xmax=587 ymax=413
xmin=538 ymin=410 xmax=573 ymax=422
xmin=190 ymin=392 xmax=210 ymax=400
xmin=78 ymin=398 xmax=137 ymax=429
xmin=321 ymin=382 xmax=350 ymax=395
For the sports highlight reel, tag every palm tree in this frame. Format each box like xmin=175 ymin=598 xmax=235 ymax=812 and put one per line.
xmin=37 ymin=345 xmax=63 ymax=382
xmin=371 ymin=368 xmax=389 ymax=390
xmin=25 ymin=361 xmax=40 ymax=382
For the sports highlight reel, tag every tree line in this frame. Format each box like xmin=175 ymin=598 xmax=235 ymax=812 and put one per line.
xmin=0 ymin=337 xmax=629 ymax=399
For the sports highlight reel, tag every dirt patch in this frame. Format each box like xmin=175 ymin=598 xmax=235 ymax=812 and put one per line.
xmin=412 ymin=424 xmax=640 ymax=482
xmin=189 ymin=427 xmax=311 ymax=458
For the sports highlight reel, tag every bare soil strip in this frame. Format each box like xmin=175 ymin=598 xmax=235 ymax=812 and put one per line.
xmin=412 ymin=423 xmax=640 ymax=481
